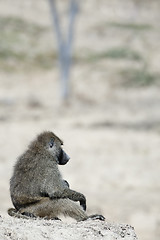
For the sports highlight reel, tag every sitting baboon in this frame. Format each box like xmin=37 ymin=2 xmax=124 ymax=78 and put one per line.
xmin=8 ymin=131 xmax=105 ymax=221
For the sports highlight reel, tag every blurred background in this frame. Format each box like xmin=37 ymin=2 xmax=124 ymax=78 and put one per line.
xmin=0 ymin=0 xmax=160 ymax=239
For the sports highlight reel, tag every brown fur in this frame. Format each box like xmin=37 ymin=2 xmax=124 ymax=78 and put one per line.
xmin=8 ymin=131 xmax=105 ymax=221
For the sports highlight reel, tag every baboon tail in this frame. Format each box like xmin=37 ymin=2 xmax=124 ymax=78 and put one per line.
xmin=8 ymin=208 xmax=18 ymax=217
xmin=8 ymin=208 xmax=32 ymax=219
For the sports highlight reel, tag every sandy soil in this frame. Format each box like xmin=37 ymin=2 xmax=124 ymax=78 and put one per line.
xmin=0 ymin=1 xmax=160 ymax=240
xmin=0 ymin=216 xmax=137 ymax=240
xmin=0 ymin=217 xmax=137 ymax=240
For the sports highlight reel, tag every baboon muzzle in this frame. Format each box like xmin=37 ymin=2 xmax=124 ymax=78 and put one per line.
xmin=58 ymin=149 xmax=70 ymax=165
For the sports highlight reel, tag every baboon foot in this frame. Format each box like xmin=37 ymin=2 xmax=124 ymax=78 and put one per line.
xmin=88 ymin=214 xmax=105 ymax=221
xmin=21 ymin=212 xmax=36 ymax=218
xmin=44 ymin=216 xmax=61 ymax=221
xmin=51 ymin=217 xmax=61 ymax=221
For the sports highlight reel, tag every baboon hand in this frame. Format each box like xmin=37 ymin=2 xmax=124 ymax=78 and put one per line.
xmin=80 ymin=199 xmax=86 ymax=211
xmin=79 ymin=193 xmax=86 ymax=211
xmin=63 ymin=180 xmax=70 ymax=188
xmin=68 ymin=190 xmax=86 ymax=211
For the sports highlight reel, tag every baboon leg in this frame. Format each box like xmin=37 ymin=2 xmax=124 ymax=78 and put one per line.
xmin=19 ymin=198 xmax=88 ymax=221
xmin=21 ymin=212 xmax=36 ymax=218
xmin=87 ymin=214 xmax=105 ymax=221
xmin=57 ymin=199 xmax=88 ymax=221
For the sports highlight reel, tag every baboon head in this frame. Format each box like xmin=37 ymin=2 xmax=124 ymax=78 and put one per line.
xmin=35 ymin=131 xmax=70 ymax=165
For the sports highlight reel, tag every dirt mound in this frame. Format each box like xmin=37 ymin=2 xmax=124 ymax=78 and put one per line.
xmin=0 ymin=215 xmax=137 ymax=240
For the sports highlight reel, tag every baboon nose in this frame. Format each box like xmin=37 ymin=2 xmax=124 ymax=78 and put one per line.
xmin=58 ymin=150 xmax=70 ymax=165
xmin=65 ymin=153 xmax=70 ymax=161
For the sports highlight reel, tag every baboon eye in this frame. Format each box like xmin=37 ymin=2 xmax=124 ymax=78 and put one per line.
xmin=49 ymin=139 xmax=54 ymax=148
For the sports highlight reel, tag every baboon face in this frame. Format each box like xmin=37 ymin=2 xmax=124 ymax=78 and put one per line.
xmin=48 ymin=136 xmax=70 ymax=165
xmin=37 ymin=131 xmax=70 ymax=165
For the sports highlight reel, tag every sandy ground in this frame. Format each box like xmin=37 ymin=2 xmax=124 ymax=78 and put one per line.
xmin=0 ymin=0 xmax=160 ymax=240
xmin=0 ymin=216 xmax=137 ymax=240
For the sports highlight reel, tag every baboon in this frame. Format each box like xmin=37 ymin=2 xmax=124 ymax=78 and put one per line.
xmin=8 ymin=131 xmax=105 ymax=221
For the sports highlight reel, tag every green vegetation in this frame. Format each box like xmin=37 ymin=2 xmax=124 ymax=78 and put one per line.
xmin=120 ymin=68 xmax=159 ymax=87
xmin=93 ymin=21 xmax=152 ymax=34
xmin=81 ymin=47 xmax=142 ymax=62
xmin=0 ymin=16 xmax=57 ymax=71
xmin=0 ymin=16 xmax=158 ymax=89
xmin=0 ymin=16 xmax=46 ymax=34
xmin=107 ymin=22 xmax=152 ymax=31
xmin=101 ymin=47 xmax=142 ymax=60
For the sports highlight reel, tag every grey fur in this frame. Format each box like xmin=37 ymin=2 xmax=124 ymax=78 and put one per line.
xmin=8 ymin=131 xmax=105 ymax=221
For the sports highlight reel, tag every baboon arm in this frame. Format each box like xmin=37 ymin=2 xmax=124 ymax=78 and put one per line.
xmin=49 ymin=189 xmax=86 ymax=211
